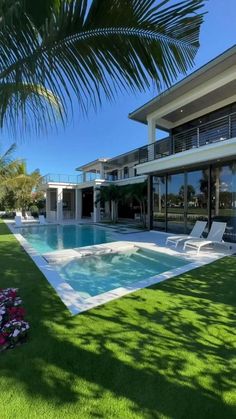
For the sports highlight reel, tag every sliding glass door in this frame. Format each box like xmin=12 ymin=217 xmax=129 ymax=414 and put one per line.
xmin=211 ymin=163 xmax=236 ymax=242
xmin=153 ymin=176 xmax=166 ymax=231
xmin=151 ymin=162 xmax=236 ymax=241
xmin=167 ymin=173 xmax=185 ymax=234
xmin=186 ymin=169 xmax=209 ymax=233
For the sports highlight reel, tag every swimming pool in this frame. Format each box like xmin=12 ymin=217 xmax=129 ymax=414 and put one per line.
xmin=55 ymin=247 xmax=190 ymax=299
xmin=19 ymin=224 xmax=115 ymax=253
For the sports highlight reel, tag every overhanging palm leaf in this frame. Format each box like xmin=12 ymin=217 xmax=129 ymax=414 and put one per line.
xmin=0 ymin=143 xmax=21 ymax=177
xmin=0 ymin=83 xmax=62 ymax=134
xmin=0 ymin=0 xmax=206 ymax=134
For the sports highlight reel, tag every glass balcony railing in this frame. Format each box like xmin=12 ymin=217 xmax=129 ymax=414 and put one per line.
xmin=42 ymin=172 xmax=101 ymax=184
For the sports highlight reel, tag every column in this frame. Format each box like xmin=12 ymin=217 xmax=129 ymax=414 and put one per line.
xmin=56 ymin=187 xmax=63 ymax=222
xmin=147 ymin=117 xmax=156 ymax=161
xmin=93 ymin=187 xmax=100 ymax=223
xmin=100 ymin=163 xmax=105 ymax=180
xmin=147 ymin=175 xmax=153 ymax=230
xmin=75 ymin=189 xmax=82 ymax=220
xmin=46 ymin=189 xmax=51 ymax=220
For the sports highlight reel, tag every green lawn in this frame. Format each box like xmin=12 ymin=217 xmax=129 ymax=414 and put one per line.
xmin=0 ymin=221 xmax=235 ymax=419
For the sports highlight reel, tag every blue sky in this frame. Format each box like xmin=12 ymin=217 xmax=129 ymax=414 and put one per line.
xmin=1 ymin=0 xmax=236 ymax=175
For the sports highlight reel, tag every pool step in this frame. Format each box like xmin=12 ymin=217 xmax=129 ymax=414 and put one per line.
xmin=43 ymin=249 xmax=79 ymax=264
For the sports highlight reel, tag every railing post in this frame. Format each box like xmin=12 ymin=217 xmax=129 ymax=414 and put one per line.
xmin=148 ymin=142 xmax=155 ymax=161
xmin=229 ymin=114 xmax=232 ymax=139
xmin=170 ymin=135 xmax=173 ymax=155
xmin=197 ymin=127 xmax=200 ymax=147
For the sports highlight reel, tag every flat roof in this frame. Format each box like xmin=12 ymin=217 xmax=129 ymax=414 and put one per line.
xmin=76 ymin=158 xmax=108 ymax=171
xmin=129 ymin=44 xmax=236 ymax=127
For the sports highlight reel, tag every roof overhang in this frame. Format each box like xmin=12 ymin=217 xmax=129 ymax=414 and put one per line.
xmin=76 ymin=158 xmax=108 ymax=172
xmin=129 ymin=45 xmax=236 ymax=130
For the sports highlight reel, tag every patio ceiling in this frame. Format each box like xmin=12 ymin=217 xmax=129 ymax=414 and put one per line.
xmin=129 ymin=45 xmax=236 ymax=130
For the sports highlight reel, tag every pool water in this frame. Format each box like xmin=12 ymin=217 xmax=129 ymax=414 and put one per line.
xmin=56 ymin=248 xmax=189 ymax=299
xmin=19 ymin=224 xmax=114 ymax=253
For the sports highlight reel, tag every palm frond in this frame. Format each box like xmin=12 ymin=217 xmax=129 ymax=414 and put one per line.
xmin=0 ymin=82 xmax=62 ymax=135
xmin=0 ymin=143 xmax=17 ymax=172
xmin=0 ymin=0 xmax=206 ymax=135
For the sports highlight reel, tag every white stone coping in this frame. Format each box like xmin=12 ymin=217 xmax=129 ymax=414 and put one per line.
xmin=5 ymin=221 xmax=233 ymax=315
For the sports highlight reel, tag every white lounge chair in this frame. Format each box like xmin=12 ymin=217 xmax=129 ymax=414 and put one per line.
xmin=39 ymin=215 xmax=47 ymax=225
xmin=183 ymin=221 xmax=227 ymax=254
xmin=14 ymin=215 xmax=22 ymax=227
xmin=166 ymin=221 xmax=207 ymax=248
xmin=25 ymin=211 xmax=35 ymax=221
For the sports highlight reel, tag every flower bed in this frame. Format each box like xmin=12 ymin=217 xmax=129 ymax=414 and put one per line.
xmin=0 ymin=288 xmax=29 ymax=353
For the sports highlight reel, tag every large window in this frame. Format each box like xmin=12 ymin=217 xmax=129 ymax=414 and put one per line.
xmin=167 ymin=173 xmax=185 ymax=234
xmin=153 ymin=176 xmax=166 ymax=231
xmin=212 ymin=163 xmax=236 ymax=242
xmin=123 ymin=166 xmax=129 ymax=179
xmin=186 ymin=169 xmax=208 ymax=233
xmin=151 ymin=161 xmax=236 ymax=242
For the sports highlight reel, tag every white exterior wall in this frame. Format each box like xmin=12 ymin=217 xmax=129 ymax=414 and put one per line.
xmin=75 ymin=189 xmax=82 ymax=220
xmin=93 ymin=187 xmax=100 ymax=223
xmin=46 ymin=190 xmax=51 ymax=220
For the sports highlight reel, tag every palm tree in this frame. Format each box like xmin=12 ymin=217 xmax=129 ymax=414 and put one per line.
xmin=0 ymin=0 xmax=205 ymax=135
xmin=96 ymin=184 xmax=124 ymax=223
xmin=1 ymin=160 xmax=42 ymax=215
xmin=125 ymin=182 xmax=147 ymax=227
xmin=0 ymin=143 xmax=19 ymax=178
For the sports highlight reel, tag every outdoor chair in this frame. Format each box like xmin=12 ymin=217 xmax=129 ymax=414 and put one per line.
xmin=25 ymin=211 xmax=35 ymax=221
xmin=166 ymin=221 xmax=207 ymax=248
xmin=183 ymin=221 xmax=227 ymax=254
xmin=39 ymin=215 xmax=47 ymax=225
xmin=14 ymin=215 xmax=22 ymax=227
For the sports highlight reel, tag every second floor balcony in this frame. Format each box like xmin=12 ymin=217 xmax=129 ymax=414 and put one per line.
xmin=138 ymin=111 xmax=236 ymax=164
xmin=42 ymin=172 xmax=101 ymax=185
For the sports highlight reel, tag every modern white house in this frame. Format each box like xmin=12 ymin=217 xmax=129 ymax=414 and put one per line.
xmin=42 ymin=45 xmax=236 ymax=242
xmin=41 ymin=149 xmax=147 ymax=223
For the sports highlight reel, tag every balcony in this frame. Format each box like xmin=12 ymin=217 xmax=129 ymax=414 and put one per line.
xmin=42 ymin=172 xmax=101 ymax=185
xmin=138 ymin=111 xmax=236 ymax=164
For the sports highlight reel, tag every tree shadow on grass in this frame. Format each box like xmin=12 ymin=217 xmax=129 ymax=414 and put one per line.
xmin=0 ymin=223 xmax=236 ymax=418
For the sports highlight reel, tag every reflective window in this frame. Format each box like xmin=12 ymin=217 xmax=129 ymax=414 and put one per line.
xmin=123 ymin=166 xmax=129 ymax=179
xmin=167 ymin=173 xmax=185 ymax=234
xmin=153 ymin=176 xmax=166 ymax=231
xmin=187 ymin=169 xmax=208 ymax=233
xmin=212 ymin=163 xmax=236 ymax=242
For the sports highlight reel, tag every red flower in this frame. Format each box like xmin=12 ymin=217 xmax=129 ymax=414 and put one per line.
xmin=7 ymin=306 xmax=25 ymax=320
xmin=0 ymin=334 xmax=6 ymax=345
xmin=8 ymin=291 xmax=17 ymax=299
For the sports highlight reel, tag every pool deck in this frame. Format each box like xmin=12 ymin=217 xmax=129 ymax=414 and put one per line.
xmin=5 ymin=221 xmax=235 ymax=315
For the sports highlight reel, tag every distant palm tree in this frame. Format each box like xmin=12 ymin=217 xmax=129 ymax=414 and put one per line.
xmin=0 ymin=0 xmax=205 ymax=134
xmin=96 ymin=184 xmax=123 ymax=222
xmin=125 ymin=182 xmax=148 ymax=227
xmin=1 ymin=159 xmax=42 ymax=215
xmin=0 ymin=143 xmax=19 ymax=178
